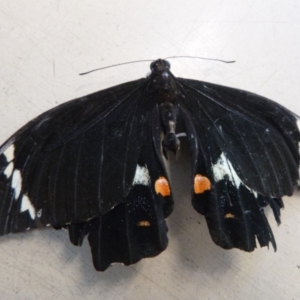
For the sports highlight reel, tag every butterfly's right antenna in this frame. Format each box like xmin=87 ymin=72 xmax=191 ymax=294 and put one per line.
xmin=164 ymin=55 xmax=236 ymax=63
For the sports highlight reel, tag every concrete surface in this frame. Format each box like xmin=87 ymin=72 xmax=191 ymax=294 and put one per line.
xmin=0 ymin=1 xmax=300 ymax=299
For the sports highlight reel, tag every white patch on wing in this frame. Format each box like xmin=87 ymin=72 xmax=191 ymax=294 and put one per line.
xmin=212 ymin=152 xmax=242 ymax=187
xmin=298 ymin=162 xmax=300 ymax=185
xmin=4 ymin=162 xmax=14 ymax=178
xmin=11 ymin=169 xmax=22 ymax=199
xmin=297 ymin=120 xmax=300 ymax=182
xmin=298 ymin=164 xmax=300 ymax=184
xmin=37 ymin=209 xmax=42 ymax=218
xmin=296 ymin=119 xmax=300 ymax=132
xmin=20 ymin=195 xmax=36 ymax=219
xmin=251 ymin=190 xmax=258 ymax=198
xmin=3 ymin=144 xmax=15 ymax=162
xmin=212 ymin=152 xmax=258 ymax=198
xmin=133 ymin=165 xmax=150 ymax=186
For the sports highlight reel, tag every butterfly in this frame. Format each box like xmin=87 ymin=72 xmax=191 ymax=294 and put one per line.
xmin=0 ymin=59 xmax=299 ymax=271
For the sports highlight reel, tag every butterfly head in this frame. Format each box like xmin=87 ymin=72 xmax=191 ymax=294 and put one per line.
xmin=150 ymin=59 xmax=171 ymax=73
xmin=148 ymin=59 xmax=174 ymax=92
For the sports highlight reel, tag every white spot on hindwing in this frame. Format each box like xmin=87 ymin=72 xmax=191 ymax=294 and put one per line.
xmin=3 ymin=144 xmax=15 ymax=162
xmin=212 ymin=153 xmax=242 ymax=187
xmin=20 ymin=195 xmax=36 ymax=219
xmin=212 ymin=152 xmax=258 ymax=198
xmin=133 ymin=165 xmax=150 ymax=186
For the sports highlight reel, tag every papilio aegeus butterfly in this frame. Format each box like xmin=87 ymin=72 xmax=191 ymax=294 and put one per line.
xmin=0 ymin=59 xmax=299 ymax=271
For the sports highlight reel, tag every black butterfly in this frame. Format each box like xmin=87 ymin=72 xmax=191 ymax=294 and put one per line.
xmin=0 ymin=59 xmax=299 ymax=271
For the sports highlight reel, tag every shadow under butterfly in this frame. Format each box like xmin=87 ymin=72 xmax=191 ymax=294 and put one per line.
xmin=0 ymin=59 xmax=299 ymax=271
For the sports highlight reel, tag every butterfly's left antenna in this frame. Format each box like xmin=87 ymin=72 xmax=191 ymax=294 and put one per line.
xmin=79 ymin=59 xmax=154 ymax=75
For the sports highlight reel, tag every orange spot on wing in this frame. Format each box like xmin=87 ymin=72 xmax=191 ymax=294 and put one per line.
xmin=194 ymin=174 xmax=211 ymax=194
xmin=137 ymin=221 xmax=151 ymax=227
xmin=155 ymin=176 xmax=171 ymax=197
xmin=225 ymin=213 xmax=235 ymax=219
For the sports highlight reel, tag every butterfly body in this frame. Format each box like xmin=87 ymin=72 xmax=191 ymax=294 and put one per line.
xmin=0 ymin=59 xmax=299 ymax=271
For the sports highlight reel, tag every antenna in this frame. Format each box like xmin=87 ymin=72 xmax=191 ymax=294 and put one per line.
xmin=80 ymin=56 xmax=235 ymax=75
xmin=164 ymin=55 xmax=235 ymax=63
xmin=79 ymin=59 xmax=153 ymax=75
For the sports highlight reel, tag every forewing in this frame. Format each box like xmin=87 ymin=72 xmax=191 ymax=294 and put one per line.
xmin=178 ymin=78 xmax=300 ymax=198
xmin=0 ymin=78 xmax=153 ymax=234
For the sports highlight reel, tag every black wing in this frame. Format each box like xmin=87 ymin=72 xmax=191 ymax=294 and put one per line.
xmin=178 ymin=78 xmax=300 ymax=197
xmin=178 ymin=78 xmax=299 ymax=251
xmin=66 ymin=109 xmax=174 ymax=270
xmin=0 ymin=78 xmax=161 ymax=235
